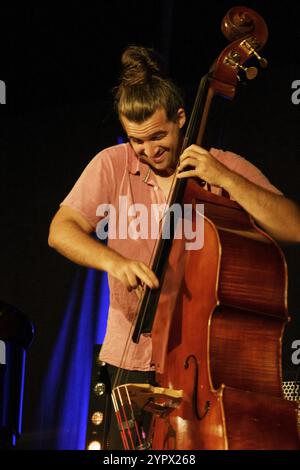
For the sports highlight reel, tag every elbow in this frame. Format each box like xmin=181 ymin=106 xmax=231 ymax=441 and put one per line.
xmin=275 ymin=226 xmax=300 ymax=244
xmin=48 ymin=232 xmax=55 ymax=249
xmin=48 ymin=231 xmax=56 ymax=249
xmin=48 ymin=223 xmax=59 ymax=250
xmin=294 ymin=229 xmax=300 ymax=244
xmin=289 ymin=201 xmax=300 ymax=243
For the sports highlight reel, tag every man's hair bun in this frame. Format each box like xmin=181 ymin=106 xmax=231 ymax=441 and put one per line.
xmin=120 ymin=46 xmax=162 ymax=86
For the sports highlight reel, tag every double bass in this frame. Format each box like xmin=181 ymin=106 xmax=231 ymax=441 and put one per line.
xmin=111 ymin=6 xmax=300 ymax=450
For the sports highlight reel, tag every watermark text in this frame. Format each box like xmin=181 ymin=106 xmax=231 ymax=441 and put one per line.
xmin=0 ymin=340 xmax=6 ymax=364
xmin=291 ymin=80 xmax=300 ymax=105
xmin=0 ymin=80 xmax=6 ymax=104
xmin=291 ymin=339 xmax=300 ymax=365
xmin=95 ymin=196 xmax=204 ymax=251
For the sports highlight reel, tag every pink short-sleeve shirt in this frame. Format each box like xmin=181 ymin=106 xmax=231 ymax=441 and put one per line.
xmin=61 ymin=143 xmax=282 ymax=370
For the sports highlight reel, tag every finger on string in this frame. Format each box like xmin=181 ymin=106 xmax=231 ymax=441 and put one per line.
xmin=138 ymin=263 xmax=159 ymax=288
xmin=178 ymin=157 xmax=198 ymax=172
xmin=177 ymin=170 xmax=198 ymax=179
xmin=135 ymin=285 xmax=143 ymax=299
xmin=134 ymin=265 xmax=159 ymax=289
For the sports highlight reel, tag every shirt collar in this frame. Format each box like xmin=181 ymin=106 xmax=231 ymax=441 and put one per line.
xmin=127 ymin=143 xmax=155 ymax=185
xmin=128 ymin=146 xmax=140 ymax=175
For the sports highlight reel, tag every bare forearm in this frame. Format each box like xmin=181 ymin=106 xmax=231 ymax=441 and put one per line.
xmin=223 ymin=171 xmax=300 ymax=243
xmin=48 ymin=217 xmax=159 ymax=291
xmin=48 ymin=220 xmax=122 ymax=272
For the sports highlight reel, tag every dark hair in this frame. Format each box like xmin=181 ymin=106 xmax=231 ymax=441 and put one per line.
xmin=114 ymin=46 xmax=185 ymax=123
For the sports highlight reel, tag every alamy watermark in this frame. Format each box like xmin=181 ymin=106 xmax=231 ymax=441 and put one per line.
xmin=95 ymin=196 xmax=204 ymax=250
xmin=0 ymin=80 xmax=6 ymax=104
xmin=291 ymin=339 xmax=300 ymax=365
xmin=291 ymin=80 xmax=300 ymax=105
xmin=0 ymin=340 xmax=6 ymax=365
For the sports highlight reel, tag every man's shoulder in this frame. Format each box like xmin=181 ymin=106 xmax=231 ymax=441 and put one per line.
xmin=210 ymin=147 xmax=242 ymax=161
xmin=90 ymin=142 xmax=139 ymax=179
xmin=210 ymin=147 xmax=248 ymax=170
xmin=96 ymin=142 xmax=132 ymax=163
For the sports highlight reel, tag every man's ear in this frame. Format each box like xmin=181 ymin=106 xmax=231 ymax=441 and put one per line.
xmin=177 ymin=108 xmax=186 ymax=128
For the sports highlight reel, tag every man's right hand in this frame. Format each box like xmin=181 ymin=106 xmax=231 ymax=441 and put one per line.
xmin=109 ymin=255 xmax=159 ymax=295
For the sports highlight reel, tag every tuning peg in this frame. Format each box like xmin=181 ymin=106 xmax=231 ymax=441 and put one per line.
xmin=241 ymin=39 xmax=268 ymax=69
xmin=252 ymin=50 xmax=268 ymax=69
xmin=237 ymin=64 xmax=258 ymax=80
xmin=225 ymin=51 xmax=258 ymax=80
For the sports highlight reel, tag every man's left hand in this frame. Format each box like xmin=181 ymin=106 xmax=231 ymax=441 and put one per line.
xmin=176 ymin=144 xmax=231 ymax=187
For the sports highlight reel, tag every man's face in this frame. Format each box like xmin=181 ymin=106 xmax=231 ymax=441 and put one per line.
xmin=121 ymin=107 xmax=186 ymax=175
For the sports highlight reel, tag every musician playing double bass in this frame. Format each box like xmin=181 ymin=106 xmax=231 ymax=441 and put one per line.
xmin=48 ymin=46 xmax=300 ymax=449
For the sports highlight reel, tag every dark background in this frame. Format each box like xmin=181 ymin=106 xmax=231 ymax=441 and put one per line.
xmin=1 ymin=0 xmax=299 ymax=449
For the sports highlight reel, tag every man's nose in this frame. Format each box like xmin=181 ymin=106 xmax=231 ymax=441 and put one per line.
xmin=144 ymin=142 xmax=160 ymax=158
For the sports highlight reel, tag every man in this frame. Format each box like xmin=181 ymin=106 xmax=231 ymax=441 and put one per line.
xmin=48 ymin=46 xmax=300 ymax=449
